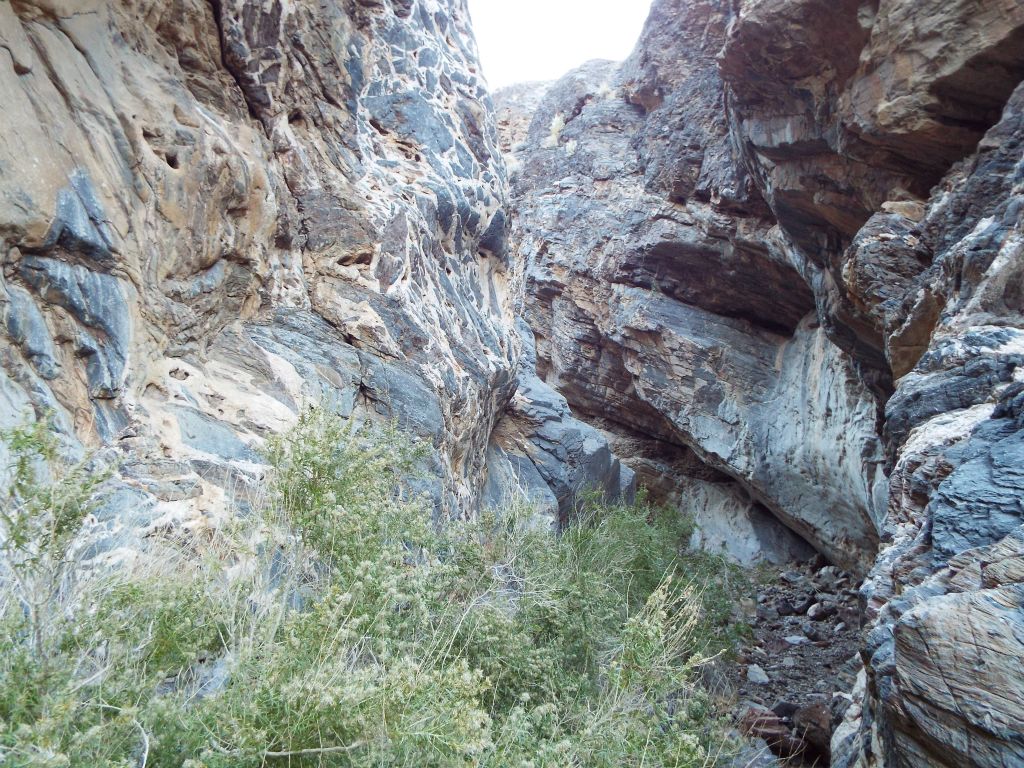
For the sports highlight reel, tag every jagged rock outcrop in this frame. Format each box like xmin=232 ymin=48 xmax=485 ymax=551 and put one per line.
xmin=721 ymin=0 xmax=1024 ymax=387
xmin=498 ymin=0 xmax=1024 ymax=765
xmin=495 ymin=8 xmax=884 ymax=573
xmin=829 ymin=83 xmax=1024 ymax=768
xmin=0 ymin=0 xmax=628 ymax=553
xmin=483 ymin=319 xmax=636 ymax=527
xmin=721 ymin=3 xmax=1024 ymax=765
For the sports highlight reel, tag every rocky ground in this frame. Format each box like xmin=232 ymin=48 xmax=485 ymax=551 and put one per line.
xmin=728 ymin=560 xmax=863 ymax=766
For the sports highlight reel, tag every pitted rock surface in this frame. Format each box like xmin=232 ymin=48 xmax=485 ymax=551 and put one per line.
xmin=0 ymin=0 xmax=628 ymax=555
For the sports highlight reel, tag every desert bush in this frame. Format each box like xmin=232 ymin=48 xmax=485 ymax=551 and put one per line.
xmin=0 ymin=408 xmax=743 ymax=767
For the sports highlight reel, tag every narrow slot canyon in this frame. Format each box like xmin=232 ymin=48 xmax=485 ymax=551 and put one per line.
xmin=1 ymin=0 xmax=1023 ymax=766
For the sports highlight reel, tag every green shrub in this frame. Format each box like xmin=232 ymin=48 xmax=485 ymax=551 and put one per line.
xmin=0 ymin=408 xmax=744 ymax=767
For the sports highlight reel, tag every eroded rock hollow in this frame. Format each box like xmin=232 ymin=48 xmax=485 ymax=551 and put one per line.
xmin=1 ymin=0 xmax=1023 ymax=765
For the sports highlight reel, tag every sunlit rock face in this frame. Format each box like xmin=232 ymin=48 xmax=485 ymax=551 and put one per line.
xmin=499 ymin=0 xmax=1024 ymax=764
xmin=0 ymin=0 xmax=524 ymax=542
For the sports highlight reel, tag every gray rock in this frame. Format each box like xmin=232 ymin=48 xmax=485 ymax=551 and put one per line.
xmin=45 ymin=169 xmax=118 ymax=267
xmin=725 ymin=737 xmax=782 ymax=768
xmin=485 ymin=320 xmax=635 ymax=523
xmin=807 ymin=602 xmax=837 ymax=621
xmin=496 ymin=38 xmax=887 ymax=572
xmin=4 ymin=285 xmax=60 ymax=379
xmin=481 ymin=444 xmax=558 ymax=524
xmin=171 ymin=406 xmax=260 ymax=463
xmin=18 ymin=256 xmax=129 ymax=398
xmin=363 ymin=91 xmax=455 ymax=154
xmin=746 ymin=664 xmax=770 ymax=685
xmin=930 ymin=422 xmax=1024 ymax=557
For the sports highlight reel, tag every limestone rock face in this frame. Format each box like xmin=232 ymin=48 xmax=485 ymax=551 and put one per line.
xmin=499 ymin=0 xmax=1024 ymax=765
xmin=833 ymin=84 xmax=1024 ymax=768
xmin=497 ymin=3 xmax=885 ymax=573
xmin=721 ymin=0 xmax=1024 ymax=382
xmin=0 ymin=0 xmax=550 ymax=548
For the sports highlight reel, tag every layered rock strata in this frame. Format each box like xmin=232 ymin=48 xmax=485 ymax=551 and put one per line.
xmin=483 ymin=319 xmax=636 ymax=527
xmin=2 ymin=0 xmax=1023 ymax=765
xmin=832 ymin=83 xmax=1024 ymax=768
xmin=496 ymin=17 xmax=884 ymax=574
xmin=497 ymin=0 xmax=1024 ymax=764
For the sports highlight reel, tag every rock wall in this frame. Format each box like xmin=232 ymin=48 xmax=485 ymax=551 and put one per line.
xmin=2 ymin=0 xmax=1023 ymax=765
xmin=483 ymin=319 xmax=635 ymax=527
xmin=497 ymin=0 xmax=1024 ymax=765
xmin=0 ymin=0 xmax=627 ymax=554
xmin=495 ymin=6 xmax=883 ymax=573
xmin=833 ymin=82 xmax=1024 ymax=768
xmin=723 ymin=2 xmax=1024 ymax=764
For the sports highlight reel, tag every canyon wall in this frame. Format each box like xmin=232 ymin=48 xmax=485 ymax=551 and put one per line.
xmin=498 ymin=0 xmax=1024 ymax=764
xmin=2 ymin=0 xmax=1023 ymax=766
xmin=496 ymin=5 xmax=886 ymax=574
xmin=0 ymin=0 xmax=628 ymax=552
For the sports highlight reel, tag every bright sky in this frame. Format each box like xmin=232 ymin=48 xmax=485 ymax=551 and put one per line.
xmin=466 ymin=0 xmax=654 ymax=90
